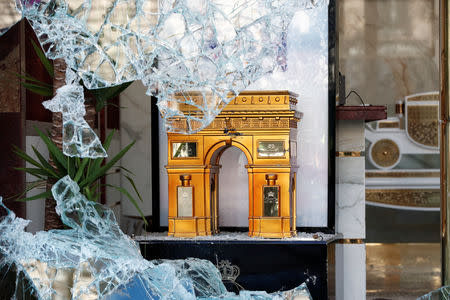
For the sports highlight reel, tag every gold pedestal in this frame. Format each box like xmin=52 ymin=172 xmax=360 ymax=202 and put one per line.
xmin=166 ymin=91 xmax=301 ymax=238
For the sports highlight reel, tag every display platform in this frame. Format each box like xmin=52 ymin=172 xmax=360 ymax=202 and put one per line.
xmin=137 ymin=232 xmax=339 ymax=300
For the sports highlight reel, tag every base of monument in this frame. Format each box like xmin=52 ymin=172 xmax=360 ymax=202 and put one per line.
xmin=137 ymin=232 xmax=338 ymax=300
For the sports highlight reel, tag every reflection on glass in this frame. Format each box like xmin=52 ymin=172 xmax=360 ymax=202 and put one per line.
xmin=258 ymin=141 xmax=285 ymax=158
xmin=173 ymin=142 xmax=197 ymax=158
xmin=263 ymin=186 xmax=279 ymax=217
xmin=177 ymin=186 xmax=193 ymax=217
xmin=365 ymin=92 xmax=440 ymax=210
xmin=246 ymin=6 xmax=329 ymax=227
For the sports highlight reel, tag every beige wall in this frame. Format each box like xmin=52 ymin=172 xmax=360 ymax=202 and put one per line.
xmin=339 ymin=0 xmax=439 ymax=114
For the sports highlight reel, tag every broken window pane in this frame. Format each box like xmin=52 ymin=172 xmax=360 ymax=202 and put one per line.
xmin=14 ymin=0 xmax=325 ymax=143
xmin=0 ymin=177 xmax=312 ymax=299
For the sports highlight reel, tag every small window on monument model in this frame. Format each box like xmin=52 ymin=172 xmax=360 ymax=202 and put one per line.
xmin=258 ymin=141 xmax=285 ymax=158
xmin=263 ymin=186 xmax=280 ymax=217
xmin=177 ymin=186 xmax=193 ymax=217
xmin=173 ymin=142 xmax=197 ymax=158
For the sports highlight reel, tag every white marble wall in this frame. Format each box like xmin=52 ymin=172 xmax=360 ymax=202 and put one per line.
xmin=336 ymin=120 xmax=365 ymax=239
xmin=335 ymin=119 xmax=366 ymax=300
xmin=339 ymin=0 xmax=439 ymax=112
xmin=105 ymin=129 xmax=122 ymax=223
xmin=336 ymin=157 xmax=365 ymax=239
xmin=120 ymin=81 xmax=152 ymax=217
xmin=335 ymin=243 xmax=366 ymax=300
xmin=25 ymin=135 xmax=47 ymax=233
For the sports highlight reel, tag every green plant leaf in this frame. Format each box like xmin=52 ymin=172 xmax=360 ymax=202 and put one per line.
xmin=89 ymin=182 xmax=99 ymax=202
xmin=106 ymin=184 xmax=147 ymax=225
xmin=115 ymin=166 xmax=135 ymax=176
xmin=74 ymin=158 xmax=89 ymax=183
xmin=36 ymin=128 xmax=67 ymax=170
xmin=49 ymin=151 xmax=67 ymax=176
xmin=124 ymin=175 xmax=143 ymax=202
xmin=67 ymin=156 xmax=76 ymax=179
xmin=30 ymin=39 xmax=54 ymax=77
xmin=16 ymin=190 xmax=52 ymax=202
xmin=12 ymin=145 xmax=44 ymax=170
xmin=14 ymin=167 xmax=50 ymax=179
xmin=6 ymin=180 xmax=46 ymax=201
xmin=80 ymin=141 xmax=135 ymax=188
xmin=87 ymin=130 xmax=116 ymax=176
xmin=83 ymin=186 xmax=93 ymax=202
xmin=22 ymin=82 xmax=53 ymax=97
xmin=103 ymin=130 xmax=115 ymax=151
xmin=31 ymin=146 xmax=60 ymax=178
xmin=88 ymin=81 xmax=133 ymax=112
xmin=89 ymin=157 xmax=104 ymax=179
xmin=6 ymin=70 xmax=52 ymax=87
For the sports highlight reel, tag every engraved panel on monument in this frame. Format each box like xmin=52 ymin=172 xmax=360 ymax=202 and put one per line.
xmin=172 ymin=142 xmax=197 ymax=158
xmin=177 ymin=186 xmax=193 ymax=217
xmin=257 ymin=141 xmax=285 ymax=158
xmin=263 ymin=186 xmax=279 ymax=217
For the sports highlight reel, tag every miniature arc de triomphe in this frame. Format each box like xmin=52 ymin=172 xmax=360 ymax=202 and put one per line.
xmin=166 ymin=91 xmax=302 ymax=238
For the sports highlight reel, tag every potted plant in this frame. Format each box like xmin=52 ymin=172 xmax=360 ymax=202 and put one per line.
xmin=11 ymin=37 xmax=135 ymax=229
xmin=12 ymin=128 xmax=146 ymax=225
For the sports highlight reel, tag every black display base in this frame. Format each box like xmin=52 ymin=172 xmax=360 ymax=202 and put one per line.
xmin=138 ymin=234 xmax=337 ymax=300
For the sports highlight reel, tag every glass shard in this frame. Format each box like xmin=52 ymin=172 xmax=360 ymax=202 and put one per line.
xmin=418 ymin=286 xmax=450 ymax=300
xmin=0 ymin=178 xmax=312 ymax=299
xmin=42 ymin=69 xmax=107 ymax=158
xmin=12 ymin=0 xmax=325 ymax=137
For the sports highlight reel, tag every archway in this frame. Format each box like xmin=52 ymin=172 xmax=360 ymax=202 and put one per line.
xmin=165 ymin=91 xmax=300 ymax=238
xmin=210 ymin=146 xmax=249 ymax=231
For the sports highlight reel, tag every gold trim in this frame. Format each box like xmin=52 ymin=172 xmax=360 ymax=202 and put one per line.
xmin=396 ymin=102 xmax=404 ymax=115
xmin=336 ymin=239 xmax=365 ymax=244
xmin=335 ymin=151 xmax=364 ymax=157
xmin=366 ymin=189 xmax=440 ymax=208
xmin=370 ymin=139 xmax=400 ymax=168
xmin=407 ymin=94 xmax=440 ymax=101
xmin=378 ymin=121 xmax=400 ymax=129
xmin=406 ymin=105 xmax=439 ymax=147
xmin=366 ymin=171 xmax=440 ymax=178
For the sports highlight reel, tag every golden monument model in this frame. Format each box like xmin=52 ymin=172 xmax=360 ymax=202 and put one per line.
xmin=166 ymin=91 xmax=302 ymax=238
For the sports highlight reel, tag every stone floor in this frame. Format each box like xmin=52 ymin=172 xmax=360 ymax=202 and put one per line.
xmin=366 ymin=243 xmax=441 ymax=300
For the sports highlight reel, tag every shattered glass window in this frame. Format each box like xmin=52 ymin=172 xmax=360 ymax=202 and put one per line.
xmin=0 ymin=0 xmax=328 ymax=298
xmin=15 ymin=0 xmax=324 ymax=157
xmin=0 ymin=177 xmax=312 ymax=299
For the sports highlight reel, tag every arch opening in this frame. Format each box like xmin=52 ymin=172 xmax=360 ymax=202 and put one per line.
xmin=210 ymin=146 xmax=249 ymax=231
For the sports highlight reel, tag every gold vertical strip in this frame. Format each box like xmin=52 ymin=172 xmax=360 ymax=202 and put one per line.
xmin=440 ymin=0 xmax=449 ymax=286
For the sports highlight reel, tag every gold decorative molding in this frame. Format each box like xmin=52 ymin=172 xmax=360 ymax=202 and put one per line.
xmin=407 ymin=105 xmax=439 ymax=147
xmin=166 ymin=91 xmax=300 ymax=238
xmin=378 ymin=121 xmax=400 ymax=129
xmin=366 ymin=189 xmax=440 ymax=208
xmin=366 ymin=171 xmax=440 ymax=178
xmin=335 ymin=151 xmax=364 ymax=157
xmin=370 ymin=139 xmax=400 ymax=168
xmin=336 ymin=239 xmax=365 ymax=244
xmin=407 ymin=93 xmax=439 ymax=101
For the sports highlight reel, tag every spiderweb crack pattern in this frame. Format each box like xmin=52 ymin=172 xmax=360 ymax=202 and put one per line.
xmin=0 ymin=177 xmax=312 ymax=299
xmin=15 ymin=0 xmax=324 ymax=157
